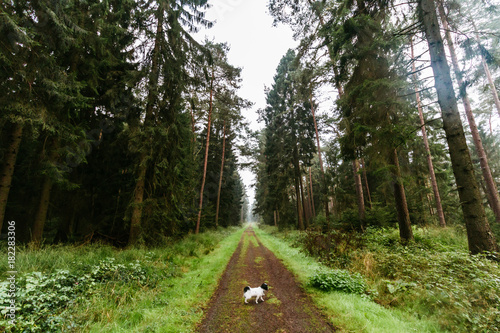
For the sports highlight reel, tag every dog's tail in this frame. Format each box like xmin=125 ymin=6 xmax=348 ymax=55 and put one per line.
xmin=243 ymin=286 xmax=250 ymax=293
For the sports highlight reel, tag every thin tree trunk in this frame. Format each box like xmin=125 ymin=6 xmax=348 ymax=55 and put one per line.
xmin=215 ymin=122 xmax=226 ymax=228
xmin=352 ymin=159 xmax=366 ymax=228
xmin=293 ymin=150 xmax=305 ymax=230
xmin=31 ymin=139 xmax=58 ymax=244
xmin=129 ymin=6 xmax=163 ymax=245
xmin=32 ymin=177 xmax=53 ymax=244
xmin=471 ymin=22 xmax=500 ymax=117
xmin=309 ymin=167 xmax=316 ymax=217
xmin=360 ymin=157 xmax=372 ymax=209
xmin=310 ymin=94 xmax=330 ymax=220
xmin=196 ymin=69 xmax=215 ymax=234
xmin=391 ymin=149 xmax=414 ymax=242
xmin=129 ymin=155 xmax=147 ymax=245
xmin=299 ymin=171 xmax=308 ymax=228
xmin=0 ymin=122 xmax=23 ymax=232
xmin=411 ymin=36 xmax=447 ymax=227
xmin=274 ymin=210 xmax=277 ymax=227
xmin=419 ymin=0 xmax=498 ymax=254
xmin=190 ymin=99 xmax=196 ymax=145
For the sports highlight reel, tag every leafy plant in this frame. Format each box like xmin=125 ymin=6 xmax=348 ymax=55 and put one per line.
xmin=0 ymin=257 xmax=157 ymax=332
xmin=310 ymin=269 xmax=367 ymax=295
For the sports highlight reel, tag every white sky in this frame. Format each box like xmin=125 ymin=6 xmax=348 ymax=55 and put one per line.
xmin=194 ymin=0 xmax=298 ymax=204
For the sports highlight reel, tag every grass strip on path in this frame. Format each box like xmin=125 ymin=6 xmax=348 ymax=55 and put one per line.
xmin=253 ymin=225 xmax=446 ymax=333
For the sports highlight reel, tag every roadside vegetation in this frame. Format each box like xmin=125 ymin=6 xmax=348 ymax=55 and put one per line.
xmin=256 ymin=224 xmax=500 ymax=332
xmin=0 ymin=227 xmax=244 ymax=332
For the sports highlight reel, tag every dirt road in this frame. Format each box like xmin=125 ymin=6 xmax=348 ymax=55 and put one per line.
xmin=197 ymin=228 xmax=337 ymax=333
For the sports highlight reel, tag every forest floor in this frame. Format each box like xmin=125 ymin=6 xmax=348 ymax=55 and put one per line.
xmin=196 ymin=227 xmax=337 ymax=333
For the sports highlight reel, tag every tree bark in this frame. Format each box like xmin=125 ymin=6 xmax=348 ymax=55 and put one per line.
xmin=360 ymin=158 xmax=372 ymax=209
xmin=310 ymin=95 xmax=330 ymax=220
xmin=353 ymin=159 xmax=366 ymax=228
xmin=215 ymin=121 xmax=226 ymax=228
xmin=32 ymin=177 xmax=53 ymax=244
xmin=31 ymin=139 xmax=59 ymax=244
xmin=391 ymin=149 xmax=414 ymax=242
xmin=419 ymin=0 xmax=498 ymax=254
xmin=0 ymin=122 xmax=23 ymax=232
xmin=196 ymin=69 xmax=215 ymax=234
xmin=309 ymin=167 xmax=316 ymax=217
xmin=411 ymin=36 xmax=447 ymax=227
xmin=299 ymin=172 xmax=309 ymax=228
xmin=129 ymin=154 xmax=147 ymax=245
xmin=190 ymin=99 xmax=196 ymax=145
xmin=293 ymin=146 xmax=305 ymax=230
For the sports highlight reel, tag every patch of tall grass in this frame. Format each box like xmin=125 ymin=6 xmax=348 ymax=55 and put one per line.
xmin=255 ymin=225 xmax=446 ymax=333
xmin=0 ymin=226 xmax=245 ymax=332
xmin=258 ymin=224 xmax=500 ymax=332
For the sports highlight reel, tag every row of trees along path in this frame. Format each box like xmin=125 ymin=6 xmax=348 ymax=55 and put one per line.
xmin=0 ymin=1 xmax=250 ymax=246
xmin=1 ymin=0 xmax=500 ymax=256
xmin=256 ymin=0 xmax=500 ymax=254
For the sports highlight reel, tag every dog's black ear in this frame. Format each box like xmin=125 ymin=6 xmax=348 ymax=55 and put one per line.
xmin=261 ymin=283 xmax=268 ymax=290
xmin=244 ymin=286 xmax=250 ymax=292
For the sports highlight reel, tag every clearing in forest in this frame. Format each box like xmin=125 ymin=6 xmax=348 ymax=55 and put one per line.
xmin=197 ymin=227 xmax=337 ymax=333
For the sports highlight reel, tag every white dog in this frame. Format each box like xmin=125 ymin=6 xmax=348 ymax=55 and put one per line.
xmin=243 ymin=283 xmax=269 ymax=304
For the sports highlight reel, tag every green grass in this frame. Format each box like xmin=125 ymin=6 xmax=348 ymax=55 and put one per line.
xmin=254 ymin=225 xmax=445 ymax=333
xmin=0 ymin=226 xmax=245 ymax=332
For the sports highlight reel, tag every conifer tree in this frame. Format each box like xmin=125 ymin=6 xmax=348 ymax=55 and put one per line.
xmin=418 ymin=0 xmax=498 ymax=254
xmin=128 ymin=0 xmax=211 ymax=244
xmin=326 ymin=0 xmax=414 ymax=241
xmin=257 ymin=50 xmax=315 ymax=229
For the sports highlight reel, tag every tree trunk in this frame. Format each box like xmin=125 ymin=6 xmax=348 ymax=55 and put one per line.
xmin=411 ymin=36 xmax=447 ymax=227
xmin=436 ymin=9 xmax=500 ymax=223
xmin=215 ymin=121 xmax=226 ymax=228
xmin=360 ymin=158 xmax=372 ymax=209
xmin=471 ymin=22 xmax=500 ymax=117
xmin=352 ymin=159 xmax=366 ymax=228
xmin=310 ymin=95 xmax=330 ymax=220
xmin=391 ymin=149 xmax=414 ymax=242
xmin=309 ymin=167 xmax=316 ymax=217
xmin=196 ymin=69 xmax=215 ymax=234
xmin=31 ymin=139 xmax=58 ymax=244
xmin=419 ymin=0 xmax=498 ymax=254
xmin=299 ymin=173 xmax=309 ymax=228
xmin=128 ymin=6 xmax=163 ymax=245
xmin=293 ymin=148 xmax=305 ymax=230
xmin=32 ymin=177 xmax=53 ymax=244
xmin=0 ymin=122 xmax=23 ymax=232
xmin=129 ymin=154 xmax=147 ymax=245
xmin=190 ymin=99 xmax=196 ymax=145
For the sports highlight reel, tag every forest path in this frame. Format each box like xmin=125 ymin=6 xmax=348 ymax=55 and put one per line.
xmin=197 ymin=227 xmax=337 ymax=333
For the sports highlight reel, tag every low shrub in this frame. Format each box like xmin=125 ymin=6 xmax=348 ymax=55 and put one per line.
xmin=0 ymin=257 xmax=159 ymax=332
xmin=0 ymin=227 xmax=238 ymax=332
xmin=274 ymin=225 xmax=500 ymax=332
xmin=310 ymin=269 xmax=367 ymax=295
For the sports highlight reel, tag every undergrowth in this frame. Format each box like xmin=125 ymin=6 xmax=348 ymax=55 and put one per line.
xmin=0 ymin=227 xmax=242 ymax=332
xmin=262 ymin=225 xmax=500 ymax=332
